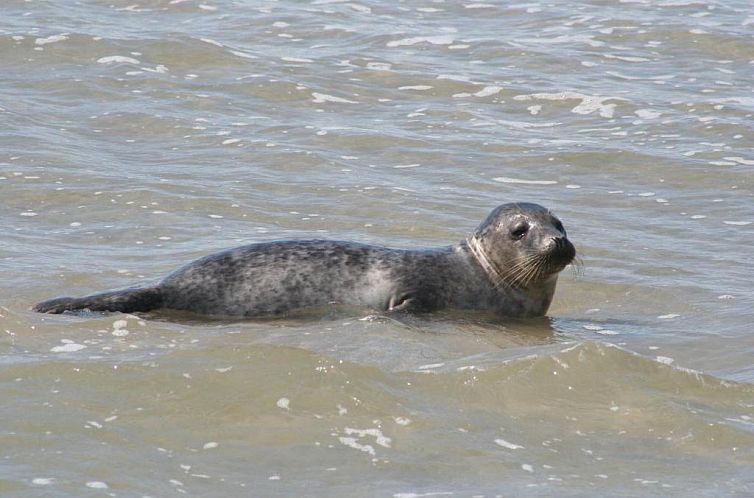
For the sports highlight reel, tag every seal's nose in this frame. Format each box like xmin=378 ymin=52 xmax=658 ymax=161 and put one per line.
xmin=552 ymin=236 xmax=576 ymax=266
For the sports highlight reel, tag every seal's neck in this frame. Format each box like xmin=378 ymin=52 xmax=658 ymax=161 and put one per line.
xmin=465 ymin=235 xmax=507 ymax=288
xmin=459 ymin=238 xmax=560 ymax=316
xmin=524 ymin=273 xmax=558 ymax=316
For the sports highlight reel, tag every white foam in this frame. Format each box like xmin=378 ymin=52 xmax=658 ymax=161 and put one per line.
xmin=281 ymin=57 xmax=313 ymax=63
xmin=494 ymin=438 xmax=524 ymax=450
xmin=604 ymin=54 xmax=650 ymax=62
xmin=709 ymin=161 xmax=737 ymax=166
xmin=97 ymin=56 xmax=140 ymax=64
xmin=496 ymin=119 xmax=560 ymax=129
xmin=474 ymin=85 xmax=503 ymax=97
xmin=51 ymin=343 xmax=86 ymax=353
xmin=312 ymin=92 xmax=357 ymax=104
xmin=515 ymin=91 xmax=619 ymax=118
xmin=398 ymin=85 xmax=433 ymax=91
xmin=199 ymin=38 xmax=223 ymax=47
xmin=86 ymin=482 xmax=108 ymax=489
xmin=338 ymin=437 xmax=375 ymax=455
xmin=35 ymin=34 xmax=68 ymax=46
xmin=349 ymin=3 xmax=371 ymax=13
xmin=31 ymin=478 xmax=55 ymax=485
xmin=723 ymin=220 xmax=752 ymax=226
xmin=493 ymin=177 xmax=557 ymax=185
xmin=713 ymin=97 xmax=754 ymax=107
xmin=344 ymin=427 xmax=391 ymax=447
xmin=203 ymin=441 xmax=219 ymax=449
xmin=723 ymin=157 xmax=754 ymax=165
xmin=635 ymin=109 xmax=662 ymax=119
xmin=596 ymin=330 xmax=619 ymax=336
xmin=276 ymin=397 xmax=290 ymax=410
xmin=231 ymin=50 xmax=257 ymax=59
xmin=387 ymin=35 xmax=454 ymax=48
xmin=417 ymin=362 xmax=445 ymax=370
xmin=436 ymin=74 xmax=473 ymax=82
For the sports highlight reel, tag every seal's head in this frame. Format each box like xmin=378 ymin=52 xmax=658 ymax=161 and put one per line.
xmin=467 ymin=202 xmax=576 ymax=288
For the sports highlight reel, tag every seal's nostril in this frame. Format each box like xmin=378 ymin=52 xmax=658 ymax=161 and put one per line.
xmin=551 ymin=237 xmax=575 ymax=265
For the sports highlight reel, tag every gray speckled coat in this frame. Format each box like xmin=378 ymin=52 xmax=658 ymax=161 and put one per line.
xmin=33 ymin=203 xmax=573 ymax=318
xmin=158 ymin=240 xmax=554 ymax=316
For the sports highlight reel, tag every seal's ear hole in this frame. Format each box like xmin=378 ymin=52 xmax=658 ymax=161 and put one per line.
xmin=510 ymin=222 xmax=530 ymax=240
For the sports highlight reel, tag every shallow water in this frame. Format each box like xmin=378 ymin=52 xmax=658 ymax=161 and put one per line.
xmin=2 ymin=0 xmax=753 ymax=496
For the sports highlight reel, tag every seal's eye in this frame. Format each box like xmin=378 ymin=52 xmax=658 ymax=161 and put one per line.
xmin=554 ymin=219 xmax=564 ymax=233
xmin=510 ymin=222 xmax=529 ymax=240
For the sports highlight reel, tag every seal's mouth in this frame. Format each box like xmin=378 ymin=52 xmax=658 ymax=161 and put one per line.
xmin=501 ymin=237 xmax=576 ymax=288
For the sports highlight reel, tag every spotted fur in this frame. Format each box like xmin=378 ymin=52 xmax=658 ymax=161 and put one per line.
xmin=33 ymin=203 xmax=575 ymax=318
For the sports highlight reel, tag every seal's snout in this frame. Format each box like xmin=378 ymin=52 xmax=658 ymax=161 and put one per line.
xmin=550 ymin=236 xmax=576 ymax=268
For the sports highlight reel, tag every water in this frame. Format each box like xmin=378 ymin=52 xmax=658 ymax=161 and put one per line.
xmin=2 ymin=0 xmax=753 ymax=496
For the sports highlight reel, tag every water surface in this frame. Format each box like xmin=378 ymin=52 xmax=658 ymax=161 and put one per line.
xmin=2 ymin=0 xmax=753 ymax=496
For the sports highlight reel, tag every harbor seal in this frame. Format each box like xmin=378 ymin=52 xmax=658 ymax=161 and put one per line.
xmin=33 ymin=202 xmax=576 ymax=318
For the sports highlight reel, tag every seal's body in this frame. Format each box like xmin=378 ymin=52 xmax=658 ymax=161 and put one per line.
xmin=33 ymin=203 xmax=576 ymax=318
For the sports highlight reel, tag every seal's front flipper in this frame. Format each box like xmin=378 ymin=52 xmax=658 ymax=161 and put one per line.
xmin=387 ymin=292 xmax=415 ymax=312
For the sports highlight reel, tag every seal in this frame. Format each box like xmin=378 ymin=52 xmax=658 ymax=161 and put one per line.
xmin=32 ymin=202 xmax=576 ymax=318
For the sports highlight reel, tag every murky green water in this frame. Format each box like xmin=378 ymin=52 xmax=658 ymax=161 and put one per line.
xmin=2 ymin=0 xmax=753 ymax=496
